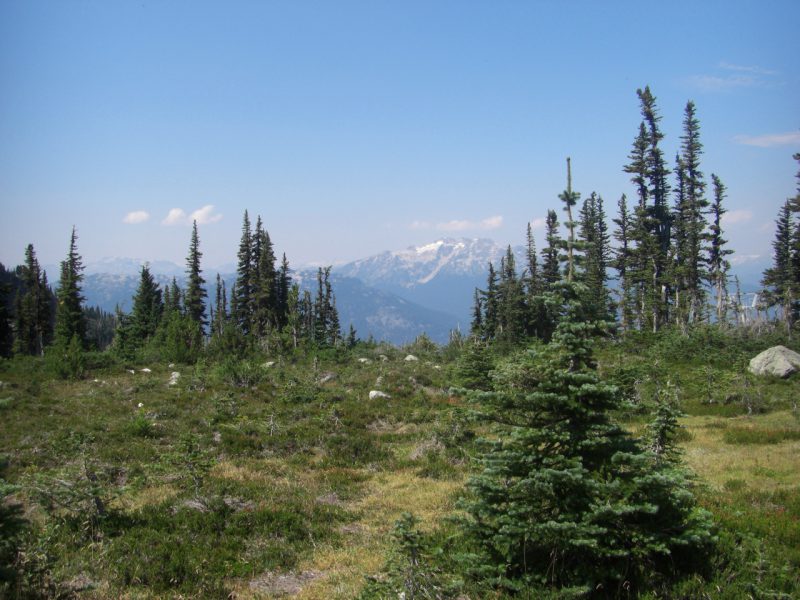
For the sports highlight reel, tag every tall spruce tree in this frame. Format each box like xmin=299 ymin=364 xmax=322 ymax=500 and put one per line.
xmin=612 ymin=195 xmax=635 ymax=331
xmin=233 ymin=211 xmax=253 ymax=333
xmin=558 ymin=158 xmax=581 ymax=282
xmin=679 ymin=100 xmax=708 ymax=323
xmin=577 ymin=192 xmax=611 ymax=321
xmin=708 ymin=174 xmax=733 ymax=323
xmin=129 ymin=264 xmax=163 ymax=345
xmin=54 ymin=227 xmax=87 ymax=348
xmin=14 ymin=244 xmax=53 ymax=355
xmin=542 ymin=210 xmax=561 ymax=286
xmin=184 ymin=221 xmax=207 ymax=331
xmin=0 ymin=280 xmax=12 ymax=358
xmin=252 ymin=222 xmax=277 ymax=336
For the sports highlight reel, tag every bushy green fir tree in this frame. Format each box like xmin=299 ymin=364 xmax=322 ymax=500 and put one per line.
xmin=461 ymin=282 xmax=713 ymax=595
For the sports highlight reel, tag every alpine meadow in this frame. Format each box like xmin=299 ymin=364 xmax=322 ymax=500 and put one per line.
xmin=1 ymin=3 xmax=799 ymax=599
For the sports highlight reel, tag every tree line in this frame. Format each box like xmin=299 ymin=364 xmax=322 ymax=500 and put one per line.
xmin=471 ymin=87 xmax=797 ymax=344
xmin=0 ymin=214 xmax=346 ymax=365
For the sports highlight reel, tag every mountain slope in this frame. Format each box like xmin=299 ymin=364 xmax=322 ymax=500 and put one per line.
xmin=337 ymin=238 xmax=524 ymax=323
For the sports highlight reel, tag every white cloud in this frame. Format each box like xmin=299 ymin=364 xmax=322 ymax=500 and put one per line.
xmin=730 ymin=254 xmax=763 ymax=266
xmin=410 ymin=220 xmax=432 ymax=230
xmin=161 ymin=205 xmax=223 ymax=226
xmin=162 ymin=208 xmax=188 ymax=226
xmin=687 ymin=74 xmax=759 ymax=92
xmin=438 ymin=219 xmax=472 ymax=232
xmin=529 ymin=217 xmax=547 ymax=230
xmin=190 ymin=204 xmax=223 ymax=225
xmin=718 ymin=62 xmax=777 ymax=76
xmin=410 ymin=215 xmax=504 ymax=232
xmin=688 ymin=61 xmax=779 ymax=92
xmin=733 ymin=131 xmax=800 ymax=148
xmin=722 ymin=209 xmax=753 ymax=225
xmin=123 ymin=210 xmax=150 ymax=225
xmin=758 ymin=222 xmax=774 ymax=233
xmin=480 ymin=215 xmax=503 ymax=229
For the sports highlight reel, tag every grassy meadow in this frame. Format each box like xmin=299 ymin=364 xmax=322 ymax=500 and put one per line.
xmin=1 ymin=327 xmax=799 ymax=598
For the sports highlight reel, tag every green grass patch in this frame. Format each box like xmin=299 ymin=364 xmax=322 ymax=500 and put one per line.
xmin=723 ymin=426 xmax=800 ymax=444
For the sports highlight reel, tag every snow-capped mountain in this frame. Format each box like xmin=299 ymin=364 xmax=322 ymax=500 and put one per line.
xmin=337 ymin=238 xmax=524 ymax=324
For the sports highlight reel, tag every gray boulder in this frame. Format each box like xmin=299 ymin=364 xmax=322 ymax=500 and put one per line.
xmin=748 ymin=345 xmax=800 ymax=378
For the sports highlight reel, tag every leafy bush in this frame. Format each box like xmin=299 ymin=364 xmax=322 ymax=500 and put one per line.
xmin=45 ymin=334 xmax=86 ymax=380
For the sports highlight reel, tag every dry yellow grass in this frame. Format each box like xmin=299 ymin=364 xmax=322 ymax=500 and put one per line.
xmin=226 ymin=468 xmax=464 ymax=599
xmin=682 ymin=411 xmax=800 ymax=491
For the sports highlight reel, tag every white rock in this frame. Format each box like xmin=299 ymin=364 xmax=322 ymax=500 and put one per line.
xmin=433 ymin=365 xmax=441 ymax=370
xmin=369 ymin=390 xmax=391 ymax=400
xmin=404 ymin=354 xmax=419 ymax=362
xmin=168 ymin=363 xmax=175 ymax=368
xmin=140 ymin=368 xmax=152 ymax=373
xmin=127 ymin=369 xmax=135 ymax=375
xmin=379 ymin=354 xmax=389 ymax=361
xmin=749 ymin=345 xmax=800 ymax=378
xmin=262 ymin=361 xmax=276 ymax=369
xmin=358 ymin=358 xmax=372 ymax=364
xmin=168 ymin=371 xmax=181 ymax=386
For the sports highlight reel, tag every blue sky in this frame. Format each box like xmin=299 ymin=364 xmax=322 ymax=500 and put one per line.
xmin=1 ymin=1 xmax=798 ymax=273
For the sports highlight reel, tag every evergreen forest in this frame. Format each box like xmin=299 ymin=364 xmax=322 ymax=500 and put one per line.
xmin=1 ymin=88 xmax=799 ymax=599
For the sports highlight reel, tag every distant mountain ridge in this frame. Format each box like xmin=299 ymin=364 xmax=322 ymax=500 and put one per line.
xmin=337 ymin=237 xmax=526 ymax=324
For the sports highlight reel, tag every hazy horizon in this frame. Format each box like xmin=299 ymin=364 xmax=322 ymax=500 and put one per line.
xmin=2 ymin=1 xmax=798 ymax=270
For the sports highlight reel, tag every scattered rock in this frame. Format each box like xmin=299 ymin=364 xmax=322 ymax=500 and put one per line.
xmin=369 ymin=390 xmax=391 ymax=400
xmin=262 ymin=361 xmax=276 ymax=369
xmin=178 ymin=498 xmax=209 ymax=513
xmin=338 ymin=523 xmax=364 ymax=535
xmin=358 ymin=357 xmax=372 ymax=364
xmin=63 ymin=574 xmax=96 ymax=593
xmin=316 ymin=492 xmax=343 ymax=506
xmin=127 ymin=369 xmax=135 ymax=375
xmin=168 ymin=372 xmax=181 ymax=386
xmin=749 ymin=345 xmax=800 ymax=378
xmin=318 ymin=371 xmax=337 ymax=384
xmin=433 ymin=365 xmax=442 ymax=370
xmin=140 ymin=368 xmax=152 ymax=373
xmin=249 ymin=571 xmax=322 ymax=597
xmin=375 ymin=375 xmax=384 ymax=386
xmin=168 ymin=363 xmax=175 ymax=368
xmin=379 ymin=354 xmax=389 ymax=361
xmin=404 ymin=354 xmax=419 ymax=362
xmin=212 ymin=431 xmax=222 ymax=443
xmin=223 ymin=496 xmax=255 ymax=512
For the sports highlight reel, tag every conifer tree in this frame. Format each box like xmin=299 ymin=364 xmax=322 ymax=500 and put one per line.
xmin=762 ymin=201 xmax=794 ymax=324
xmin=679 ymin=100 xmax=708 ymax=323
xmin=708 ymin=174 xmax=733 ymax=323
xmin=481 ymin=263 xmax=499 ymax=339
xmin=129 ymin=264 xmax=163 ymax=344
xmin=252 ymin=222 xmax=277 ymax=336
xmin=541 ymin=210 xmax=561 ymax=286
xmin=496 ymin=247 xmax=525 ymax=342
xmin=461 ymin=282 xmax=713 ymax=593
xmin=470 ymin=289 xmax=483 ymax=337
xmin=276 ymin=253 xmax=292 ymax=328
xmin=577 ymin=192 xmax=611 ymax=321
xmin=54 ymin=227 xmax=87 ymax=348
xmin=184 ymin=221 xmax=207 ymax=331
xmin=13 ymin=244 xmax=53 ymax=355
xmin=233 ymin=211 xmax=253 ymax=333
xmin=0 ymin=280 xmax=12 ymax=358
xmin=612 ymin=195 xmax=635 ymax=331
xmin=558 ymin=158 xmax=581 ymax=282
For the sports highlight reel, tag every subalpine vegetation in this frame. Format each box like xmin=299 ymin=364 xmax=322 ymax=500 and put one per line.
xmin=1 ymin=88 xmax=799 ymax=599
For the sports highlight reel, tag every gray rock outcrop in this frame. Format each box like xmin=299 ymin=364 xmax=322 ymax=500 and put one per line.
xmin=748 ymin=345 xmax=800 ymax=378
